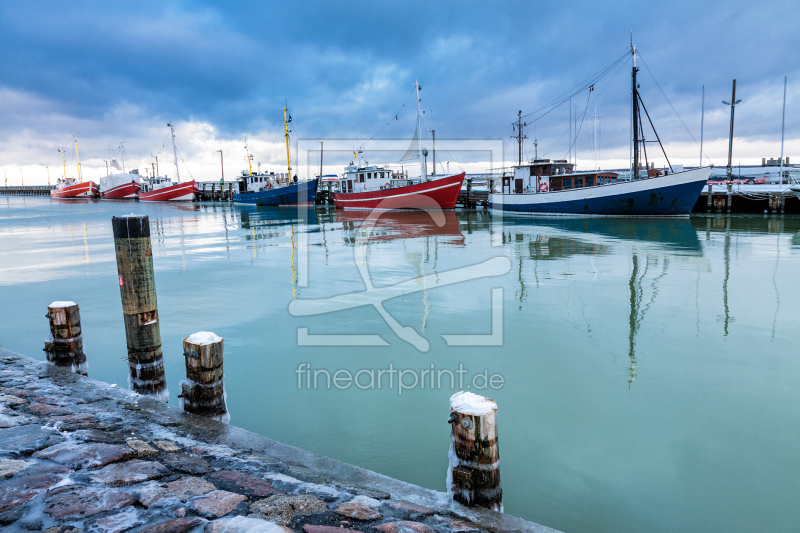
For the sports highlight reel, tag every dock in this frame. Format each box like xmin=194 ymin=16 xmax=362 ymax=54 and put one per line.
xmin=0 ymin=185 xmax=54 ymax=196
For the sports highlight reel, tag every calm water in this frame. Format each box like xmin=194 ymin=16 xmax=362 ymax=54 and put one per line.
xmin=2 ymin=196 xmax=800 ymax=533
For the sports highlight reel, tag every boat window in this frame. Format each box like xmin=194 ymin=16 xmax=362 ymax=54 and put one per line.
xmin=380 ymin=172 xmax=384 ymax=179
xmin=359 ymin=173 xmax=365 ymax=183
xmin=563 ymin=178 xmax=572 ymax=189
xmin=586 ymin=177 xmax=594 ymax=187
xmin=575 ymin=178 xmax=584 ymax=188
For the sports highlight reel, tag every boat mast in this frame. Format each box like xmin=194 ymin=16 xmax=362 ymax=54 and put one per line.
xmin=244 ymin=136 xmax=253 ymax=176
xmin=60 ymin=148 xmax=67 ymax=180
xmin=415 ymin=80 xmax=425 ymax=181
xmin=283 ymin=106 xmax=292 ymax=180
xmin=168 ymin=123 xmax=180 ymax=182
xmin=74 ymin=132 xmax=82 ymax=182
xmin=700 ymin=85 xmax=705 ymax=167
xmin=631 ymin=42 xmax=640 ymax=179
xmin=779 ymin=75 xmax=786 ymax=183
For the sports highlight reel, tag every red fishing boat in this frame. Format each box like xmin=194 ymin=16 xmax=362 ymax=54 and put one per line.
xmin=332 ymin=170 xmax=464 ymax=210
xmin=51 ymin=135 xmax=98 ymax=198
xmin=139 ymin=176 xmax=198 ymax=201
xmin=50 ymin=178 xmax=99 ymax=199
xmin=99 ymin=173 xmax=141 ymax=199
xmin=332 ymin=80 xmax=465 ymax=210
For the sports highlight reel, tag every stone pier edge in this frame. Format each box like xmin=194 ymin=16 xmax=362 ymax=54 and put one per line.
xmin=0 ymin=348 xmax=559 ymax=533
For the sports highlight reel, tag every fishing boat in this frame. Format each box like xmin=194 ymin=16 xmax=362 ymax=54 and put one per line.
xmin=233 ymin=108 xmax=319 ymax=206
xmin=99 ymin=172 xmax=141 ymax=199
xmin=139 ymin=124 xmax=198 ymax=201
xmin=50 ymin=136 xmax=99 ymax=199
xmin=489 ymin=43 xmax=712 ymax=216
xmin=51 ymin=177 xmax=98 ymax=198
xmin=332 ymin=81 xmax=465 ymax=211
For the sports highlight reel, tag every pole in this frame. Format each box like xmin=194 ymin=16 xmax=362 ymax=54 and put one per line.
xmin=44 ymin=301 xmax=87 ymax=375
xmin=283 ymin=108 xmax=292 ymax=180
xmin=20 ymin=169 xmax=23 ymax=186
xmin=700 ymin=85 xmax=705 ymax=167
xmin=432 ymin=130 xmax=436 ymax=176
xmin=779 ymin=76 xmax=787 ymax=183
xmin=61 ymin=149 xmax=66 ymax=180
xmin=179 ymin=332 xmax=229 ymax=422
xmin=46 ymin=166 xmax=50 ymax=186
xmin=168 ymin=124 xmax=180 ymax=182
xmin=74 ymin=132 xmax=82 ymax=182
xmin=415 ymin=81 xmax=425 ymax=181
xmin=217 ymin=150 xmax=224 ymax=182
xmin=632 ymin=44 xmax=640 ymax=179
xmin=447 ymin=391 xmax=502 ymax=512
xmin=569 ymin=99 xmax=572 ymax=165
xmin=111 ymin=215 xmax=168 ymax=400
xmin=318 ymin=141 xmax=323 ymax=178
xmin=725 ymin=79 xmax=738 ymax=213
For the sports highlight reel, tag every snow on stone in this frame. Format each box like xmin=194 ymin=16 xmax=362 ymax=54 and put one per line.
xmin=186 ymin=331 xmax=222 ymax=345
xmin=49 ymin=301 xmax=77 ymax=308
xmin=449 ymin=391 xmax=496 ymax=415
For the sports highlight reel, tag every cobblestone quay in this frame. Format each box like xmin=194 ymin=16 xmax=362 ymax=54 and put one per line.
xmin=0 ymin=349 xmax=557 ymax=533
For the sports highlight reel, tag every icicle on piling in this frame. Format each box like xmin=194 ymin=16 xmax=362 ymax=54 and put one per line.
xmin=178 ymin=331 xmax=229 ymax=423
xmin=111 ymin=215 xmax=168 ymax=400
xmin=446 ymin=391 xmax=502 ymax=512
xmin=43 ymin=301 xmax=87 ymax=375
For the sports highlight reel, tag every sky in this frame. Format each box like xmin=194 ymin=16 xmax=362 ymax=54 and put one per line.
xmin=1 ymin=0 xmax=798 ymax=185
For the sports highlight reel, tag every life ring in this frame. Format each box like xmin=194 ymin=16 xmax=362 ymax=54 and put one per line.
xmin=539 ymin=182 xmax=549 ymax=192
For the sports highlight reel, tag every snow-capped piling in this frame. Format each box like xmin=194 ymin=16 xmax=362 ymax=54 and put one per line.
xmin=43 ymin=301 xmax=87 ymax=375
xmin=447 ymin=391 xmax=502 ymax=512
xmin=111 ymin=215 xmax=168 ymax=400
xmin=178 ymin=331 xmax=229 ymax=423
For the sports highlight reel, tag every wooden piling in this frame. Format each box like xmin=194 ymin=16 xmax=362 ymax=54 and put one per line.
xmin=447 ymin=391 xmax=502 ymax=512
xmin=43 ymin=301 xmax=87 ymax=375
xmin=111 ymin=215 xmax=168 ymax=400
xmin=178 ymin=332 xmax=228 ymax=422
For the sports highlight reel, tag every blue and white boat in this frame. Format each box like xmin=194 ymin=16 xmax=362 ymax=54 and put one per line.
xmin=233 ymin=105 xmax=319 ymax=206
xmin=490 ymin=43 xmax=712 ymax=216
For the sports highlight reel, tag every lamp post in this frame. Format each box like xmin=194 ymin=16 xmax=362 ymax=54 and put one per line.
xmin=20 ymin=169 xmax=24 ymax=186
xmin=722 ymin=79 xmax=742 ymax=213
xmin=46 ymin=166 xmax=50 ymax=186
xmin=317 ymin=141 xmax=323 ymax=178
xmin=216 ymin=150 xmax=224 ymax=183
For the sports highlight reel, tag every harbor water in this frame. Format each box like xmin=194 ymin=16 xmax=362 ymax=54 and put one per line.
xmin=1 ymin=196 xmax=799 ymax=533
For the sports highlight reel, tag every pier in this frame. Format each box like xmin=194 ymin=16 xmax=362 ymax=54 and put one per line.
xmin=0 ymin=185 xmax=54 ymax=196
xmin=0 ymin=349 xmax=556 ymax=533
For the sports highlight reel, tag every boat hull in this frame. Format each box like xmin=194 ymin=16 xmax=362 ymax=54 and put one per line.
xmin=333 ymin=173 xmax=465 ymax=210
xmin=791 ymin=186 xmax=800 ymax=202
xmin=50 ymin=181 xmax=98 ymax=199
xmin=139 ymin=181 xmax=198 ymax=202
xmin=490 ymin=167 xmax=712 ymax=216
xmin=234 ymin=179 xmax=318 ymax=206
xmin=101 ymin=181 xmax=141 ymax=200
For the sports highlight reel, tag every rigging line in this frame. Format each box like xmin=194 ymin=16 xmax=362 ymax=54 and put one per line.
xmin=522 ymin=50 xmax=630 ymax=120
xmin=423 ymin=104 xmax=464 ymax=173
xmin=369 ymin=87 xmax=416 ymax=140
xmin=638 ymin=93 xmax=673 ymax=171
xmin=257 ymin=113 xmax=286 ymax=143
xmin=637 ymin=52 xmax=714 ymax=166
xmin=561 ymin=85 xmax=593 ymax=160
xmin=174 ymin=143 xmax=195 ymax=180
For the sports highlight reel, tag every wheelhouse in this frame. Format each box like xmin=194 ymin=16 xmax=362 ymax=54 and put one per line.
xmin=498 ymin=159 xmax=619 ymax=194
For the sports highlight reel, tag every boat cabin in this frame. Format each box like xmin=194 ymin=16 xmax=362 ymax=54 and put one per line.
xmin=337 ymin=163 xmax=407 ymax=194
xmin=236 ymin=171 xmax=290 ymax=194
xmin=140 ymin=175 xmax=172 ymax=193
xmin=499 ymin=159 xmax=619 ymax=194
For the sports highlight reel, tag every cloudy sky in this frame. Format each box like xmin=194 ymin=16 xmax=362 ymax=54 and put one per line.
xmin=1 ymin=0 xmax=798 ymax=185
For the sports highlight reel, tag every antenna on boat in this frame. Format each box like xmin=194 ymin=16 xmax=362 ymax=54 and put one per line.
xmin=415 ymin=80 xmax=425 ymax=181
xmin=73 ymin=131 xmax=82 ymax=182
xmin=512 ymin=110 xmax=526 ymax=165
xmin=631 ymin=39 xmax=640 ymax=179
xmin=283 ymin=104 xmax=293 ymax=181
xmin=167 ymin=123 xmax=180 ymax=183
xmin=244 ymin=136 xmax=253 ymax=176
